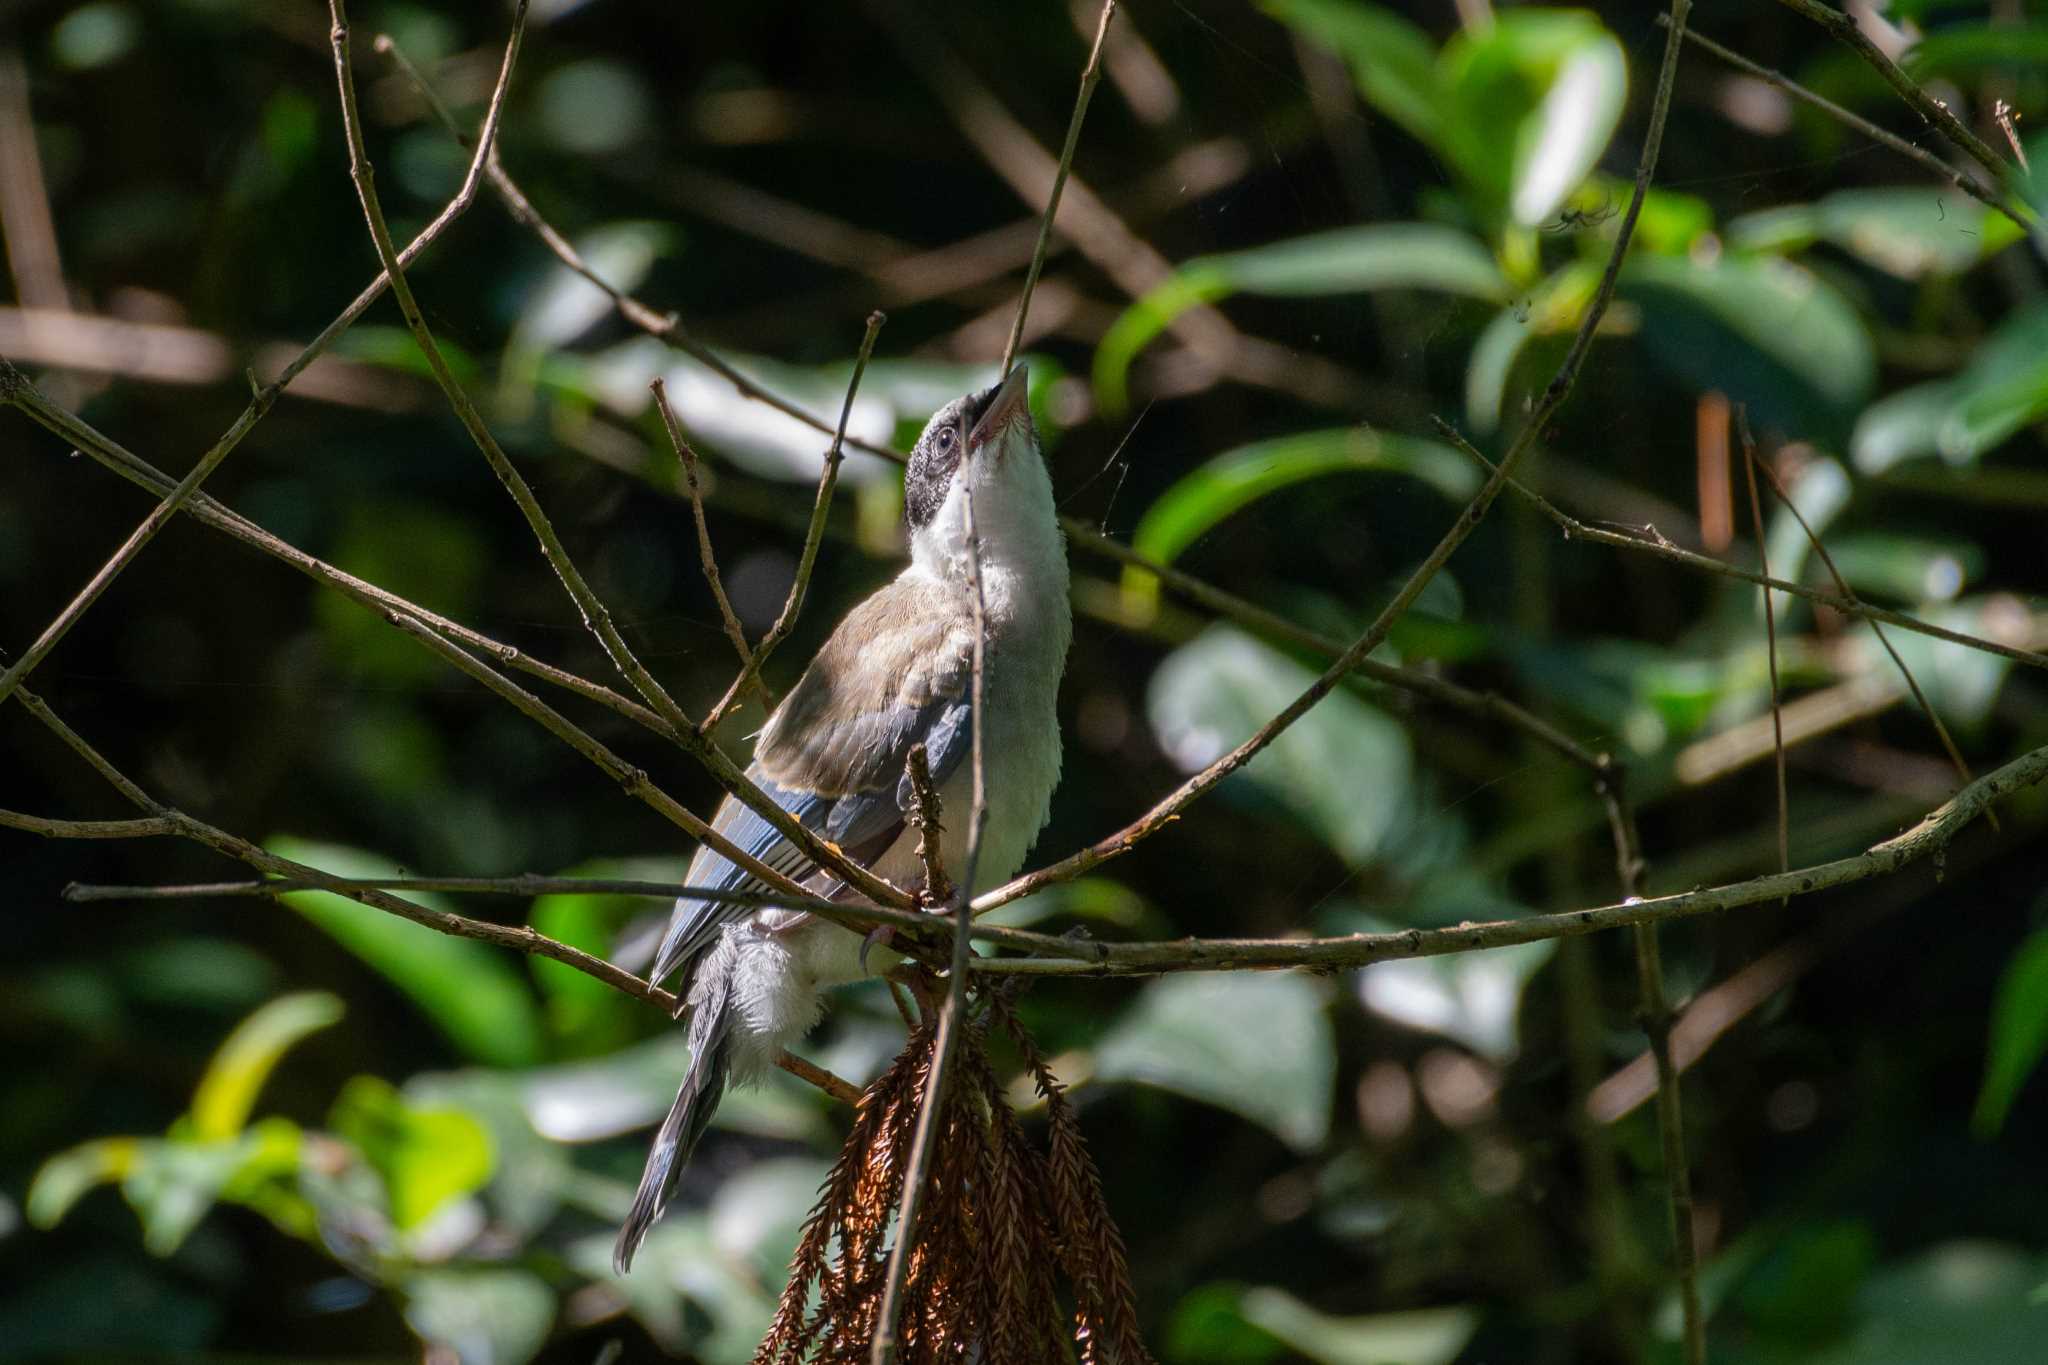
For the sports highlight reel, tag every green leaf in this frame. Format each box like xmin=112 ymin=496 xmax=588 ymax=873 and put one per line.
xmin=1976 ymin=926 xmax=2048 ymax=1136
xmin=26 ymin=1136 xmax=143 ymax=1229
xmin=1465 ymin=261 xmax=1601 ymax=432
xmin=268 ymin=837 xmax=545 ymax=1067
xmin=1735 ymin=1221 xmax=1877 ymax=1345
xmin=331 ymin=1076 xmax=495 ymax=1231
xmin=1822 ymin=533 xmax=1983 ymax=604
xmin=1093 ymin=973 xmax=1336 ymax=1150
xmin=1262 ymin=0 xmax=1443 ymax=149
xmin=526 ymin=858 xmax=677 ymax=1054
xmin=1147 ymin=626 xmax=1413 ymax=864
xmin=1789 ymin=1242 xmax=2048 ymax=1363
xmin=1094 ymin=224 xmax=1503 ymax=414
xmin=187 ymin=991 xmax=344 ymax=1141
xmin=1240 ymin=1287 xmax=1479 ymax=1365
xmin=403 ymin=1268 xmax=555 ymax=1365
xmin=1440 ymin=11 xmax=1627 ymax=227
xmin=1622 ymin=252 xmax=1876 ymax=436
xmin=1853 ymin=302 xmax=2048 ymax=471
xmin=1358 ymin=936 xmax=1555 ymax=1063
xmin=1166 ymin=1282 xmax=1288 ymax=1364
xmin=1127 ymin=427 xmax=1478 ymax=598
xmin=1730 ymin=187 xmax=2024 ymax=280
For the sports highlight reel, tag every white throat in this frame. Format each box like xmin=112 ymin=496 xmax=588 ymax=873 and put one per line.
xmin=908 ymin=430 xmax=1069 ymax=629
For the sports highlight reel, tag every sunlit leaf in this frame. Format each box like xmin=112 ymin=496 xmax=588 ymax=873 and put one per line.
xmin=1094 ymin=224 xmax=1504 ymax=414
xmin=1853 ymin=303 xmax=2048 ymax=470
xmin=708 ymin=1157 xmax=833 ymax=1281
xmin=1976 ymin=926 xmax=2048 ymax=1136
xmin=403 ymin=1268 xmax=555 ymax=1365
xmin=1128 ymin=427 xmax=1479 ymax=599
xmin=1440 ymin=11 xmax=1627 ymax=227
xmin=331 ymin=1076 xmax=495 ymax=1231
xmin=268 ymin=838 xmax=545 ymax=1068
xmin=187 ymin=991 xmax=344 ymax=1141
xmin=1623 ymin=252 xmax=1876 ymax=435
xmin=1359 ymin=937 xmax=1554 ymax=1063
xmin=1240 ymin=1287 xmax=1479 ymax=1365
xmin=1729 ymin=187 xmax=2023 ymax=280
xmin=26 ymin=1136 xmax=143 ymax=1229
xmin=1147 ymin=626 xmax=1413 ymax=864
xmin=1823 ymin=533 xmax=1982 ymax=604
xmin=1262 ymin=0 xmax=1442 ymax=148
xmin=1094 ymin=973 xmax=1336 ymax=1150
xmin=1465 ymin=260 xmax=1600 ymax=432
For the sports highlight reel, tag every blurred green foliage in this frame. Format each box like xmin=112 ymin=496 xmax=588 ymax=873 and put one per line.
xmin=6 ymin=1 xmax=2048 ymax=1362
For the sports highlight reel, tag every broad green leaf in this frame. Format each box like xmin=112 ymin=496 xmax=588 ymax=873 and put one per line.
xmin=1262 ymin=0 xmax=1443 ymax=149
xmin=526 ymin=858 xmax=678 ymax=1054
xmin=403 ymin=1268 xmax=555 ymax=1365
xmin=1166 ymin=1282 xmax=1288 ymax=1364
xmin=268 ymin=837 xmax=545 ymax=1068
xmin=331 ymin=1076 xmax=495 ymax=1231
xmin=1241 ymin=1287 xmax=1479 ymax=1365
xmin=1147 ymin=626 xmax=1413 ymax=864
xmin=1853 ymin=303 xmax=2048 ymax=471
xmin=708 ymin=1157 xmax=833 ymax=1281
xmin=187 ymin=991 xmax=344 ymax=1141
xmin=1763 ymin=457 xmax=1852 ymax=602
xmin=1358 ymin=937 xmax=1555 ymax=1063
xmin=1730 ymin=187 xmax=2024 ymax=279
xmin=1903 ymin=22 xmax=2048 ymax=82
xmin=1975 ymin=926 xmax=2048 ymax=1136
xmin=1094 ymin=973 xmax=1335 ymax=1150
xmin=1465 ymin=260 xmax=1601 ymax=432
xmin=1127 ymin=427 xmax=1478 ymax=601
xmin=1792 ymin=1242 xmax=2048 ymax=1364
xmin=1622 ymin=252 xmax=1876 ymax=435
xmin=1440 ymin=11 xmax=1627 ymax=227
xmin=1094 ymin=224 xmax=1504 ymax=414
xmin=1735 ymin=1221 xmax=1877 ymax=1345
xmin=1855 ymin=596 xmax=2016 ymax=728
xmin=125 ymin=1123 xmax=300 ymax=1256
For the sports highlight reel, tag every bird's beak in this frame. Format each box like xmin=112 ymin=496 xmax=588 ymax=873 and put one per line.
xmin=967 ymin=365 xmax=1029 ymax=457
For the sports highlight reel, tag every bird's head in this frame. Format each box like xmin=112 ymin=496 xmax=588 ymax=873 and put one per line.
xmin=904 ymin=365 xmax=1061 ymax=583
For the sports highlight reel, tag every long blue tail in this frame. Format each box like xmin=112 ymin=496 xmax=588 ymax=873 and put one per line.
xmin=612 ymin=976 xmax=734 ymax=1274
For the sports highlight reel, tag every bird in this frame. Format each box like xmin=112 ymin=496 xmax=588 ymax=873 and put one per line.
xmin=613 ymin=364 xmax=1071 ymax=1272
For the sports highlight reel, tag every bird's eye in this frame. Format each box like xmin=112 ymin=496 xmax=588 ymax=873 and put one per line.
xmin=935 ymin=427 xmax=955 ymax=451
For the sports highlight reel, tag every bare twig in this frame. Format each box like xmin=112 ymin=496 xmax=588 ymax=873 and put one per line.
xmin=705 ymin=309 xmax=886 ymax=730
xmin=0 ymin=811 xmax=177 ymax=840
xmin=1428 ymin=413 xmax=2048 ymax=673
xmin=650 ymin=375 xmax=765 ymax=705
xmin=1668 ymin=20 xmax=2029 ymax=231
xmin=1747 ymin=441 xmax=1992 ymax=830
xmin=0 ymin=5 xmax=527 ymax=715
xmin=1765 ymin=0 xmax=2011 ymax=183
xmin=904 ymin=743 xmax=952 ymax=905
xmin=1002 ymin=0 xmax=1116 ymax=374
xmin=1740 ymin=424 xmax=1791 ymax=884
xmin=974 ymin=735 xmax=2045 ymax=976
xmin=872 ymin=492 xmax=993 ymax=1363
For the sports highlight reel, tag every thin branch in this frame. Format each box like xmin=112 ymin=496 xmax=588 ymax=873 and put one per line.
xmin=0 ymin=810 xmax=177 ymax=839
xmin=325 ymin=10 xmax=907 ymax=909
xmin=1740 ymin=426 xmax=1791 ymax=884
xmin=1766 ymin=0 xmax=2011 ymax=184
xmin=705 ymin=309 xmax=886 ymax=731
xmin=1748 ymin=439 xmax=1992 ymax=830
xmin=650 ymin=374 xmax=764 ymax=706
xmin=973 ymin=734 xmax=2046 ymax=977
xmin=1668 ymin=19 xmax=2030 ymax=231
xmin=1429 ymin=414 xmax=2048 ymax=673
xmin=1002 ymin=0 xmax=1115 ymax=374
xmin=904 ymin=743 xmax=952 ymax=905
xmin=0 ymin=4 xmax=527 ymax=714
xmin=973 ymin=0 xmax=1692 ymax=916
xmin=872 ymin=491 xmax=993 ymax=1363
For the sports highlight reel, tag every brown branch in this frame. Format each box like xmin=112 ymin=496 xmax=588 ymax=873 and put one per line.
xmin=1429 ymin=415 xmax=2048 ymax=672
xmin=650 ymin=375 xmax=765 ymax=708
xmin=1765 ymin=0 xmax=2011 ymax=184
xmin=904 ymin=743 xmax=951 ymax=905
xmin=0 ymin=810 xmax=177 ymax=840
xmin=704 ymin=309 xmax=886 ymax=731
xmin=972 ymin=734 xmax=2045 ymax=977
xmin=1002 ymin=0 xmax=1115 ymax=374
xmin=1740 ymin=424 xmax=1791 ymax=884
xmin=872 ymin=491 xmax=993 ymax=1363
xmin=0 ymin=4 xmax=527 ymax=715
xmin=1748 ymin=441 xmax=1992 ymax=830
xmin=1668 ymin=20 xmax=2031 ymax=232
